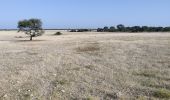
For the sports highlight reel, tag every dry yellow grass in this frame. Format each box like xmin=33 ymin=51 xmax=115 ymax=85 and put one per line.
xmin=0 ymin=30 xmax=170 ymax=100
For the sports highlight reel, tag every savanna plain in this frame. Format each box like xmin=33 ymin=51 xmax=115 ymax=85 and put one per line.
xmin=0 ymin=31 xmax=170 ymax=100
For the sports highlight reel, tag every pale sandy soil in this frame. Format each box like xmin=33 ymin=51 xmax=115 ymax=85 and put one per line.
xmin=0 ymin=31 xmax=170 ymax=100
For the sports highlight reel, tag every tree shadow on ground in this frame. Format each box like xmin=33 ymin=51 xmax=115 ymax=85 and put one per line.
xmin=13 ymin=40 xmax=47 ymax=43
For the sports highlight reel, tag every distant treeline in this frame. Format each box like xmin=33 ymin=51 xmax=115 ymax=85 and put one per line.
xmin=70 ymin=29 xmax=90 ymax=32
xmin=97 ymin=24 xmax=170 ymax=32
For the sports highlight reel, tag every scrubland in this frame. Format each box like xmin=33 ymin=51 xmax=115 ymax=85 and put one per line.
xmin=0 ymin=31 xmax=170 ymax=100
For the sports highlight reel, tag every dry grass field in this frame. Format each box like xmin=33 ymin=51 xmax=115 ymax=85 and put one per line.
xmin=0 ymin=31 xmax=170 ymax=100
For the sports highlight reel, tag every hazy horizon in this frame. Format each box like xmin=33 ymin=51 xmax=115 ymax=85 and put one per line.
xmin=0 ymin=0 xmax=170 ymax=29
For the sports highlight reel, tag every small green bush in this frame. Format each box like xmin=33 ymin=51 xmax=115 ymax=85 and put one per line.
xmin=54 ymin=32 xmax=62 ymax=35
xmin=153 ymin=89 xmax=170 ymax=99
xmin=86 ymin=96 xmax=99 ymax=100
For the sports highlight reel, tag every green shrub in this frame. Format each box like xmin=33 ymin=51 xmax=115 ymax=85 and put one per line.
xmin=153 ymin=89 xmax=170 ymax=99
xmin=54 ymin=32 xmax=62 ymax=35
xmin=86 ymin=96 xmax=99 ymax=100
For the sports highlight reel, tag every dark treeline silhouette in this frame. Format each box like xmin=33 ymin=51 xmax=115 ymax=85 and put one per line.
xmin=97 ymin=24 xmax=170 ymax=32
xmin=70 ymin=29 xmax=90 ymax=32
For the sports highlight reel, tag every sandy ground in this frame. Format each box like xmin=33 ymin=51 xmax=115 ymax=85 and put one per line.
xmin=0 ymin=31 xmax=170 ymax=100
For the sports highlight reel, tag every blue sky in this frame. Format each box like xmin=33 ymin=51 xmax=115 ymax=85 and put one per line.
xmin=0 ymin=0 xmax=170 ymax=29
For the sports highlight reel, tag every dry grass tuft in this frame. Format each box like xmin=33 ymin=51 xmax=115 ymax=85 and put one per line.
xmin=76 ymin=44 xmax=100 ymax=52
xmin=57 ymin=79 xmax=68 ymax=85
xmin=153 ymin=89 xmax=170 ymax=99
xmin=133 ymin=70 xmax=157 ymax=78
xmin=86 ymin=96 xmax=99 ymax=100
xmin=85 ymin=65 xmax=95 ymax=70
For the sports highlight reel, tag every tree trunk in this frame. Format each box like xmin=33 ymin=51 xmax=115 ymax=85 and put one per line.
xmin=30 ymin=35 xmax=33 ymax=41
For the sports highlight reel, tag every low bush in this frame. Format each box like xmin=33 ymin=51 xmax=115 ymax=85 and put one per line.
xmin=76 ymin=44 xmax=100 ymax=52
xmin=153 ymin=89 xmax=170 ymax=99
xmin=54 ymin=32 xmax=62 ymax=35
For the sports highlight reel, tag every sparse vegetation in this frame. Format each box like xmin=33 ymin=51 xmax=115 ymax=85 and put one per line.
xmin=76 ymin=44 xmax=100 ymax=52
xmin=0 ymin=31 xmax=170 ymax=99
xmin=133 ymin=70 xmax=157 ymax=78
xmin=86 ymin=96 xmax=99 ymax=100
xmin=153 ymin=89 xmax=170 ymax=99
xmin=54 ymin=32 xmax=62 ymax=35
xmin=57 ymin=79 xmax=68 ymax=85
